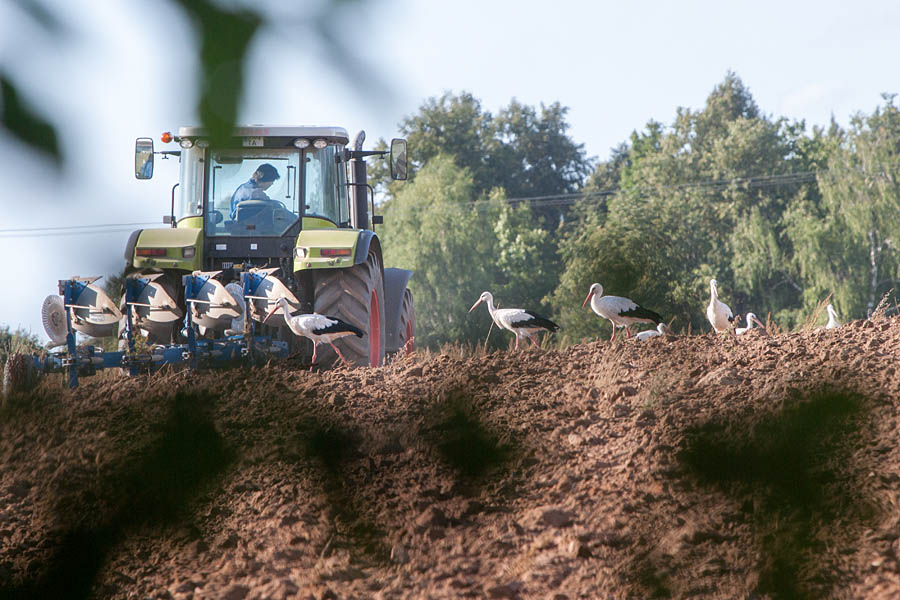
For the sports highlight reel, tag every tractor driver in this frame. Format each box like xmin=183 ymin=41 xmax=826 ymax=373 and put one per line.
xmin=229 ymin=163 xmax=281 ymax=220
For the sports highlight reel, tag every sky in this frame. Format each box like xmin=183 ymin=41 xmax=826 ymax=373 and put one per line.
xmin=1 ymin=0 xmax=898 ymax=342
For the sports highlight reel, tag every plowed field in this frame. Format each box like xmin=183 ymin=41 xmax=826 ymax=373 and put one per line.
xmin=3 ymin=317 xmax=900 ymax=599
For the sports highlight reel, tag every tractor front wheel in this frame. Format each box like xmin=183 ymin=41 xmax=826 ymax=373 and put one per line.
xmin=312 ymin=251 xmax=386 ymax=367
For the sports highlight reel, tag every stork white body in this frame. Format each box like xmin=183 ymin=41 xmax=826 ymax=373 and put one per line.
xmin=736 ymin=312 xmax=763 ymax=335
xmin=468 ymin=291 xmax=559 ymax=350
xmin=825 ymin=303 xmax=840 ymax=329
xmin=582 ymin=283 xmax=663 ymax=341
xmin=706 ymin=279 xmax=735 ymax=333
xmin=635 ymin=322 xmax=667 ymax=341
xmin=264 ymin=297 xmax=363 ymax=368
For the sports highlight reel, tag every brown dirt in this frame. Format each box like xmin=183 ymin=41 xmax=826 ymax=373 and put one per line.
xmin=2 ymin=318 xmax=900 ymax=599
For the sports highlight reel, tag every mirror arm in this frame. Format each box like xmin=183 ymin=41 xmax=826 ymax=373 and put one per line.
xmin=348 ymin=150 xmax=387 ymax=159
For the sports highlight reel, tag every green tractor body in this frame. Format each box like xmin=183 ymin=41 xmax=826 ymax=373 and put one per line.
xmin=125 ymin=125 xmax=414 ymax=367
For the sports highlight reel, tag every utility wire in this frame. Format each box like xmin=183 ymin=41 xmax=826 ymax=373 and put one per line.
xmin=4 ymin=162 xmax=896 ymax=235
xmin=0 ymin=222 xmax=160 ymax=239
xmin=0 ymin=222 xmax=159 ymax=233
xmin=0 ymin=229 xmax=151 ymax=239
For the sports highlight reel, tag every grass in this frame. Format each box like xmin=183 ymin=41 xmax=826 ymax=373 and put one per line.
xmin=799 ymin=294 xmax=833 ymax=332
xmin=870 ymin=288 xmax=895 ymax=320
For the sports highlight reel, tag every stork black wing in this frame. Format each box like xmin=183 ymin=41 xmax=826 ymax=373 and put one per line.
xmin=512 ymin=310 xmax=560 ymax=332
xmin=318 ymin=316 xmax=364 ymax=337
xmin=620 ymin=305 xmax=663 ymax=324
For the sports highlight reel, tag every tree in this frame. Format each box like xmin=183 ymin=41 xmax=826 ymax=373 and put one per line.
xmin=381 ymin=155 xmax=499 ymax=348
xmin=381 ymin=155 xmax=560 ymax=349
xmin=552 ymin=73 xmax=819 ymax=335
xmin=787 ymin=97 xmax=900 ymax=319
xmin=394 ymin=92 xmax=593 ymax=211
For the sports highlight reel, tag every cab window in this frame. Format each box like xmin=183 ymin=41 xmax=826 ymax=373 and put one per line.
xmin=304 ymin=145 xmax=349 ymax=227
xmin=206 ymin=149 xmax=301 ymax=237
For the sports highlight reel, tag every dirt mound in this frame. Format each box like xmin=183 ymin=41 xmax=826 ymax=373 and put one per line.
xmin=3 ymin=318 xmax=900 ymax=599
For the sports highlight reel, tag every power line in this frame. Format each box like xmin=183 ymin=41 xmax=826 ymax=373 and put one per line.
xmin=398 ymin=169 xmax=825 ymax=215
xmin=0 ymin=222 xmax=158 ymax=234
xmin=0 ymin=223 xmax=158 ymax=240
xmin=0 ymin=222 xmax=160 ymax=239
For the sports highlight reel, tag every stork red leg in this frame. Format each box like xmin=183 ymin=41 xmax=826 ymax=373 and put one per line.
xmin=528 ymin=335 xmax=540 ymax=348
xmin=329 ymin=341 xmax=352 ymax=367
xmin=310 ymin=343 xmax=318 ymax=371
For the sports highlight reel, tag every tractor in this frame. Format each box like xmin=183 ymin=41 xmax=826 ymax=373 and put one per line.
xmin=28 ymin=126 xmax=415 ymax=388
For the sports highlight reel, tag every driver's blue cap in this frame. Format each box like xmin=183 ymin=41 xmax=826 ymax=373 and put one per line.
xmin=256 ymin=163 xmax=280 ymax=182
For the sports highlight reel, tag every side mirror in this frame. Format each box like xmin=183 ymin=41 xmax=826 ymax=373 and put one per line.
xmin=135 ymin=137 xmax=154 ymax=179
xmin=390 ymin=138 xmax=408 ymax=181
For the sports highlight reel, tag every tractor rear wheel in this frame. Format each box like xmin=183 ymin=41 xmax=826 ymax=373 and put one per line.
xmin=313 ymin=251 xmax=386 ymax=367
xmin=398 ymin=288 xmax=416 ymax=354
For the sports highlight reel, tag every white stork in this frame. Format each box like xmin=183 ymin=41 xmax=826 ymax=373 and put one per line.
xmin=825 ymin=303 xmax=840 ymax=329
xmin=582 ymin=283 xmax=663 ymax=341
xmin=736 ymin=312 xmax=764 ymax=335
xmin=706 ymin=279 xmax=735 ymax=334
xmin=468 ymin=291 xmax=559 ymax=350
xmin=264 ymin=297 xmax=363 ymax=369
xmin=635 ymin=322 xmax=667 ymax=341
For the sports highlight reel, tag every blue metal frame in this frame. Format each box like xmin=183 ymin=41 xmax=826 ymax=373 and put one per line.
xmin=36 ymin=276 xmax=291 ymax=389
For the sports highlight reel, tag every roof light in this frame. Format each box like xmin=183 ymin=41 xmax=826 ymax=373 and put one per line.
xmin=293 ymin=138 xmax=310 ymax=149
xmin=180 ymin=139 xmax=194 ymax=149
xmin=313 ymin=139 xmax=328 ymax=149
xmin=161 ymin=132 xmax=173 ymax=143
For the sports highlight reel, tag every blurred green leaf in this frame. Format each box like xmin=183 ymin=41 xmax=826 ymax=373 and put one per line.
xmin=9 ymin=0 xmax=66 ymax=35
xmin=172 ymin=0 xmax=262 ymax=146
xmin=0 ymin=75 xmax=61 ymax=166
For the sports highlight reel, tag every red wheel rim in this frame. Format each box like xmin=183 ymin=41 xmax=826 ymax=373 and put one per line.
xmin=369 ymin=289 xmax=381 ymax=366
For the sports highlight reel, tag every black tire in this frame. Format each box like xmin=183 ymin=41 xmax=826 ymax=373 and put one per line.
xmin=312 ymin=251 xmax=386 ymax=367
xmin=397 ymin=288 xmax=416 ymax=354
xmin=2 ymin=353 xmax=38 ymax=401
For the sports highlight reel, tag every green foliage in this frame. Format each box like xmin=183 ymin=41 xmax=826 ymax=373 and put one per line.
xmin=381 ymin=156 xmax=495 ymax=348
xmin=786 ymin=97 xmax=900 ymax=318
xmin=552 ymin=73 xmax=831 ymax=336
xmin=393 ymin=92 xmax=593 ymax=220
xmin=383 ymin=77 xmax=898 ymax=343
xmin=0 ymin=75 xmax=61 ymax=166
xmin=2 ymin=1 xmax=388 ymax=171
xmin=0 ymin=326 xmax=41 ymax=363
xmin=172 ymin=0 xmax=262 ymax=148
xmin=381 ymin=156 xmax=558 ymax=349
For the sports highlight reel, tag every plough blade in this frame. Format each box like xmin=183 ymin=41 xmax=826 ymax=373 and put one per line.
xmin=186 ymin=271 xmax=242 ymax=333
xmin=244 ymin=267 xmax=301 ymax=328
xmin=57 ymin=277 xmax=121 ymax=339
xmin=121 ymin=274 xmax=183 ymax=340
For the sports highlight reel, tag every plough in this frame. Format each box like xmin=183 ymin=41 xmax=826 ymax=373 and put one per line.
xmin=37 ymin=271 xmax=294 ymax=389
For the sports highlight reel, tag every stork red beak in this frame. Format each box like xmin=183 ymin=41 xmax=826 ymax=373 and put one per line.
xmin=468 ymin=299 xmax=482 ymax=313
xmin=263 ymin=303 xmax=280 ymax=324
xmin=582 ymin=290 xmax=594 ymax=308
